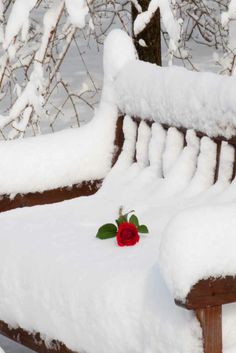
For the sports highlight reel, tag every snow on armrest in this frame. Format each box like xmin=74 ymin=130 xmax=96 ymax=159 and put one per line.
xmin=159 ymin=203 xmax=236 ymax=304
xmin=0 ymin=104 xmax=118 ymax=196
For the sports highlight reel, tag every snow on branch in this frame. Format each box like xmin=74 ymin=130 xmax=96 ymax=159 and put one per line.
xmin=3 ymin=0 xmax=37 ymax=51
xmin=65 ymin=0 xmax=90 ymax=28
xmin=222 ymin=0 xmax=236 ymax=27
xmin=0 ymin=0 xmax=132 ymax=140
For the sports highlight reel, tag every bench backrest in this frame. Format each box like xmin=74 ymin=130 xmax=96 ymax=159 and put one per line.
xmin=1 ymin=114 xmax=236 ymax=213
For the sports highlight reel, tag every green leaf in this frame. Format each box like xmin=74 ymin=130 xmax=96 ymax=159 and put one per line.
xmin=138 ymin=225 xmax=149 ymax=234
xmin=116 ymin=215 xmax=128 ymax=226
xmin=129 ymin=214 xmax=139 ymax=227
xmin=96 ymin=223 xmax=117 ymax=239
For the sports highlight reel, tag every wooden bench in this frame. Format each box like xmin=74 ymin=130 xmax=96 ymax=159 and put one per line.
xmin=0 ymin=114 xmax=236 ymax=353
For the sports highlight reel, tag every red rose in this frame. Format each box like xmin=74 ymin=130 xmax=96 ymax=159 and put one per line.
xmin=116 ymin=222 xmax=140 ymax=247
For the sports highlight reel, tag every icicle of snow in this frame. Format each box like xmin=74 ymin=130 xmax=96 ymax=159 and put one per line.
xmin=148 ymin=123 xmax=166 ymax=176
xmin=185 ymin=137 xmax=217 ymax=196
xmin=165 ymin=130 xmax=199 ymax=190
xmin=65 ymin=0 xmax=90 ymax=28
xmin=136 ymin=121 xmax=151 ymax=167
xmin=3 ymin=0 xmax=37 ymax=50
xmin=162 ymin=127 xmax=184 ymax=177
xmin=217 ymin=142 xmax=235 ymax=184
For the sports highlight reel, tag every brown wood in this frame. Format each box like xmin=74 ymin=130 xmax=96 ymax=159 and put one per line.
xmin=131 ymin=116 xmax=236 ymax=147
xmin=196 ymin=306 xmax=222 ymax=353
xmin=184 ymin=276 xmax=236 ymax=309
xmin=0 ymin=320 xmax=77 ymax=353
xmin=231 ymin=146 xmax=236 ymax=181
xmin=112 ymin=115 xmax=125 ymax=166
xmin=214 ymin=142 xmax=221 ymax=184
xmin=0 ymin=116 xmax=125 ymax=213
xmin=132 ymin=2 xmax=162 ymax=66
xmin=175 ymin=278 xmax=231 ymax=353
xmin=175 ymin=276 xmax=236 ymax=310
xmin=0 ymin=180 xmax=102 ymax=213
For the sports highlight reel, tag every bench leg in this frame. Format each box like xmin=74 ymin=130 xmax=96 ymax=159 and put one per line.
xmin=195 ymin=306 xmax=222 ymax=353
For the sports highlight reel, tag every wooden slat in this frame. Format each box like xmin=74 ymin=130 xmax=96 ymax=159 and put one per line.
xmin=214 ymin=142 xmax=221 ymax=183
xmin=131 ymin=117 xmax=236 ymax=146
xmin=0 ymin=320 xmax=77 ymax=353
xmin=231 ymin=146 xmax=236 ymax=181
xmin=175 ymin=276 xmax=236 ymax=310
xmin=196 ymin=306 xmax=222 ymax=353
xmin=0 ymin=180 xmax=102 ymax=213
xmin=112 ymin=115 xmax=125 ymax=166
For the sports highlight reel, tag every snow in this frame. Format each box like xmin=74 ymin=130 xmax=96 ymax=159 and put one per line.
xmin=0 ymin=101 xmax=117 ymax=195
xmin=133 ymin=0 xmax=181 ymax=55
xmin=159 ymin=202 xmax=236 ymax=301
xmin=0 ymin=116 xmax=204 ymax=353
xmin=0 ymin=30 xmax=137 ymax=194
xmin=2 ymin=114 xmax=236 ymax=353
xmin=114 ymin=60 xmax=236 ymax=138
xmin=148 ymin=123 xmax=166 ymax=177
xmin=36 ymin=1 xmax=64 ymax=63
xmin=0 ymin=347 xmax=5 ymax=353
xmin=136 ymin=121 xmax=151 ymax=167
xmin=3 ymin=0 xmax=37 ymax=50
xmin=2 ymin=29 xmax=236 ymax=353
xmin=103 ymin=29 xmax=137 ymax=84
xmin=162 ymin=127 xmax=184 ymax=177
xmin=65 ymin=0 xmax=89 ymax=29
xmin=222 ymin=0 xmax=236 ymax=27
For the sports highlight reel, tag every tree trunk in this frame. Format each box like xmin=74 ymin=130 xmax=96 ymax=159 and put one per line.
xmin=132 ymin=0 xmax=162 ymax=66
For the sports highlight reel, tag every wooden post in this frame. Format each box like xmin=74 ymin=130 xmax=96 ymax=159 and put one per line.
xmin=175 ymin=277 xmax=236 ymax=353
xmin=195 ymin=306 xmax=222 ymax=353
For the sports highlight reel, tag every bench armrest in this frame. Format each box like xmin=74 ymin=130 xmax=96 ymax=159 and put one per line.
xmin=175 ymin=276 xmax=236 ymax=353
xmin=0 ymin=180 xmax=102 ymax=212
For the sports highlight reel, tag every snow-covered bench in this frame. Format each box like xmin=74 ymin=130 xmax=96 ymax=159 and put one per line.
xmin=1 ymin=30 xmax=236 ymax=353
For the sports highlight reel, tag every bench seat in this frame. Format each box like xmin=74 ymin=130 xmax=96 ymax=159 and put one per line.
xmin=1 ymin=116 xmax=236 ymax=353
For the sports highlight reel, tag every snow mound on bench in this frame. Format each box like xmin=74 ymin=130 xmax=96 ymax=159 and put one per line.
xmin=159 ymin=202 xmax=236 ymax=300
xmin=114 ymin=60 xmax=236 ymax=138
xmin=0 ymin=101 xmax=117 ymax=195
xmin=103 ymin=29 xmax=137 ymax=83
